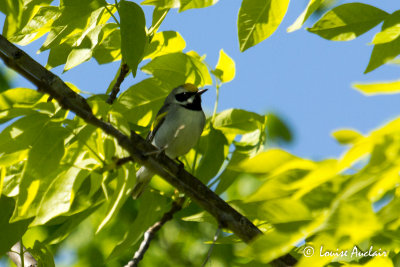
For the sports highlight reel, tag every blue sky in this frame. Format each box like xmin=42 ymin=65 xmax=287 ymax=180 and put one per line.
xmin=2 ymin=0 xmax=400 ymax=160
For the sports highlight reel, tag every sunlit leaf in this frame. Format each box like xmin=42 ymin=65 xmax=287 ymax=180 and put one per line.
xmin=144 ymin=31 xmax=186 ymax=60
xmin=353 ymin=79 xmax=400 ymax=95
xmin=213 ymin=109 xmax=266 ymax=135
xmin=212 ymin=49 xmax=235 ymax=84
xmin=12 ymin=123 xmax=69 ymax=221
xmin=141 ymin=0 xmax=218 ymax=12
xmin=372 ymin=13 xmax=400 ymax=45
xmin=179 ymin=0 xmax=219 ymax=12
xmin=287 ymin=0 xmax=325 ymax=32
xmin=112 ymin=78 xmax=171 ymax=127
xmin=332 ymin=128 xmax=363 ymax=145
xmin=141 ymin=52 xmax=212 ymax=87
xmin=238 ymin=0 xmax=289 ymax=52
xmin=365 ymin=11 xmax=400 ymax=73
xmin=32 ymin=167 xmax=91 ymax=226
xmin=307 ymin=3 xmax=388 ymax=41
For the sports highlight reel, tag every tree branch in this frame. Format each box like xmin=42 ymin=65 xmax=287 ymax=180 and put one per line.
xmin=106 ymin=63 xmax=129 ymax=104
xmin=7 ymin=241 xmax=37 ymax=267
xmin=125 ymin=198 xmax=185 ymax=267
xmin=0 ymin=34 xmax=296 ymax=266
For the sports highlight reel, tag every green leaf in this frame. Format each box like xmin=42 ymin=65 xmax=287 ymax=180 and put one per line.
xmin=0 ymin=196 xmax=31 ymax=255
xmin=233 ymin=198 xmax=312 ymax=223
xmin=331 ymin=129 xmax=363 ymax=145
xmin=240 ymin=214 xmax=325 ymax=264
xmin=238 ymin=0 xmax=289 ymax=52
xmin=0 ymin=87 xmax=44 ymax=109
xmin=29 ymin=240 xmax=55 ymax=267
xmin=144 ymin=31 xmax=186 ymax=60
xmin=31 ymin=167 xmax=90 ymax=226
xmin=229 ymin=148 xmax=311 ymax=174
xmin=327 ymin=198 xmax=381 ymax=243
xmin=64 ymin=48 xmax=92 ymax=71
xmin=194 ymin=127 xmax=229 ymax=183
xmin=0 ymin=113 xmax=51 ymax=154
xmin=213 ymin=108 xmax=266 ymax=135
xmin=178 ymin=0 xmax=218 ymax=12
xmin=365 ymin=11 xmax=400 ymax=73
xmin=12 ymin=123 xmax=69 ymax=221
xmin=120 ymin=0 xmax=147 ymax=77
xmin=96 ymin=164 xmax=136 ymax=233
xmin=142 ymin=0 xmax=218 ymax=12
xmin=7 ymin=5 xmax=60 ymax=45
xmin=287 ymin=0 xmax=325 ymax=32
xmin=266 ymin=113 xmax=292 ymax=143
xmin=40 ymin=0 xmax=106 ymax=52
xmin=372 ymin=12 xmax=400 ymax=45
xmin=112 ymin=78 xmax=171 ymax=127
xmin=108 ymin=191 xmax=168 ymax=260
xmin=353 ymin=79 xmax=400 ymax=95
xmin=307 ymin=3 xmax=388 ymax=41
xmin=212 ymin=49 xmax=235 ymax=84
xmin=141 ymin=0 xmax=180 ymax=9
xmin=93 ymin=24 xmax=121 ymax=64
xmin=141 ymin=52 xmax=212 ymax=87
xmin=150 ymin=7 xmax=169 ymax=34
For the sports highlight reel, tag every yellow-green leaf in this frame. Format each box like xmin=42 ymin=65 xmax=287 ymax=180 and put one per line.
xmin=353 ymin=79 xmax=400 ymax=95
xmin=332 ymin=129 xmax=363 ymax=145
xmin=307 ymin=3 xmax=388 ymax=41
xmin=365 ymin=11 xmax=400 ymax=73
xmin=238 ymin=0 xmax=289 ymax=52
xmin=144 ymin=31 xmax=186 ymax=60
xmin=212 ymin=49 xmax=235 ymax=83
xmin=287 ymin=0 xmax=324 ymax=33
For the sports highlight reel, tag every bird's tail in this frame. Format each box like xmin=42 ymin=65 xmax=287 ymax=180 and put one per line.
xmin=132 ymin=166 xmax=154 ymax=199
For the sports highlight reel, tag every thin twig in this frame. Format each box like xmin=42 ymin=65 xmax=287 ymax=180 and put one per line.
xmin=7 ymin=241 xmax=38 ymax=267
xmin=201 ymin=226 xmax=221 ymax=267
xmin=105 ymin=4 xmax=120 ymax=26
xmin=124 ymin=198 xmax=185 ymax=267
xmin=116 ymin=156 xmax=133 ymax=166
xmin=106 ymin=63 xmax=129 ymax=104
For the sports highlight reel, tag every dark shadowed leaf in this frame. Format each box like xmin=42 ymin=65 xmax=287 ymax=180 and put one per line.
xmin=120 ymin=0 xmax=147 ymax=77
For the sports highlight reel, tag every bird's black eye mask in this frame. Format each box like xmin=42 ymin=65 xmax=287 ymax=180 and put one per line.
xmin=175 ymin=91 xmax=196 ymax=102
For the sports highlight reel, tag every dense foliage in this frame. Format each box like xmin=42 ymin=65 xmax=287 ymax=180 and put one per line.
xmin=1 ymin=0 xmax=400 ymax=266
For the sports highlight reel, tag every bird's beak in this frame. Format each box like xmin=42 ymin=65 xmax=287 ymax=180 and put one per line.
xmin=197 ymin=89 xmax=208 ymax=95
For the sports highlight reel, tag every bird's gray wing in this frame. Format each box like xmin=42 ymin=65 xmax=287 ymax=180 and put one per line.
xmin=146 ymin=104 xmax=170 ymax=142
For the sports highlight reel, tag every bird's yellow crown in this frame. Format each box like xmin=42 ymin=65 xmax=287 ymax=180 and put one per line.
xmin=183 ymin=83 xmax=198 ymax=92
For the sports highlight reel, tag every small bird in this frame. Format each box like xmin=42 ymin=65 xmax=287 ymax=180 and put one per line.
xmin=131 ymin=83 xmax=207 ymax=199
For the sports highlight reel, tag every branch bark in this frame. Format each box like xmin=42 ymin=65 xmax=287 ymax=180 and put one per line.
xmin=0 ymin=34 xmax=296 ymax=266
xmin=106 ymin=63 xmax=129 ymax=104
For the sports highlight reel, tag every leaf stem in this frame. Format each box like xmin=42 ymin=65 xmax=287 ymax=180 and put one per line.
xmin=211 ymin=83 xmax=220 ymax=123
xmin=148 ymin=9 xmax=169 ymax=36
xmin=20 ymin=239 xmax=24 ymax=267
xmin=105 ymin=4 xmax=120 ymax=26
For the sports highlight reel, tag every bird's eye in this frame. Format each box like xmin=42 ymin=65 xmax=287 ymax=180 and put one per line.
xmin=175 ymin=92 xmax=190 ymax=102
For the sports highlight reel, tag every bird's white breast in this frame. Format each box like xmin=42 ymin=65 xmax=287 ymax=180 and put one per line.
xmin=152 ymin=105 xmax=205 ymax=159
